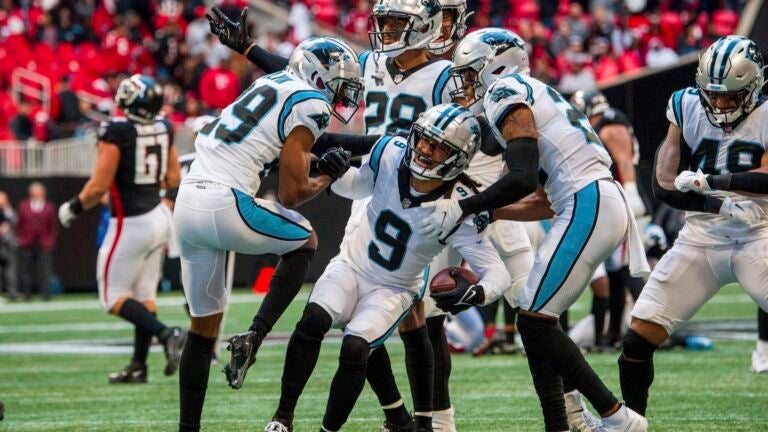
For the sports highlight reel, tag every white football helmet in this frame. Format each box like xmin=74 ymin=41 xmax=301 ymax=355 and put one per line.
xmin=406 ymin=103 xmax=481 ymax=181
xmin=449 ymin=28 xmax=529 ymax=105
xmin=288 ymin=37 xmax=364 ymax=124
xmin=369 ymin=0 xmax=443 ymax=57
xmin=428 ymin=0 xmax=471 ymax=55
xmin=695 ymin=35 xmax=765 ymax=129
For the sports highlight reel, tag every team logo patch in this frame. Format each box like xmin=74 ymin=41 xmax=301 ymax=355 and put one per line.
xmin=309 ymin=112 xmax=331 ymax=130
xmin=490 ymin=87 xmax=518 ymax=103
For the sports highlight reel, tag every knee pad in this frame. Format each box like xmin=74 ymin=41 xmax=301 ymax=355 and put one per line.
xmin=622 ymin=329 xmax=658 ymax=361
xmin=340 ymin=335 xmax=370 ymax=367
xmin=296 ymin=303 xmax=332 ymax=341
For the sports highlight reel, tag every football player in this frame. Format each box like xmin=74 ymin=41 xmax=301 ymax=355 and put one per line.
xmin=264 ymin=103 xmax=511 ymax=432
xmin=420 ymin=28 xmax=651 ymax=431
xmin=172 ymin=37 xmax=363 ymax=432
xmin=618 ymin=35 xmax=768 ymax=418
xmin=570 ymin=90 xmax=647 ymax=350
xmin=58 ymin=74 xmax=185 ymax=384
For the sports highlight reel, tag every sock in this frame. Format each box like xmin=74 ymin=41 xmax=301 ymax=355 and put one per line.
xmin=618 ymin=329 xmax=658 ymax=416
xmin=131 ymin=312 xmax=155 ymax=366
xmin=427 ymin=315 xmax=452 ymax=411
xmin=518 ymin=314 xmax=618 ymax=416
xmin=480 ymin=299 xmax=501 ymax=325
xmin=608 ymin=269 xmax=629 ymax=343
xmin=592 ymin=295 xmax=609 ymax=347
xmin=179 ymin=332 xmax=216 ymax=432
xmin=275 ymin=303 xmax=332 ymax=422
xmin=520 ymin=330 xmax=568 ymax=431
xmin=558 ymin=309 xmax=569 ymax=334
xmin=119 ymin=299 xmax=167 ymax=337
xmin=250 ymin=249 xmax=314 ymax=335
xmin=401 ymin=325 xmax=434 ymax=415
xmin=758 ymin=308 xmax=768 ymax=343
xmin=367 ymin=345 xmax=410 ymax=425
xmin=504 ymin=302 xmax=517 ymax=342
xmin=323 ymin=336 xmax=369 ymax=431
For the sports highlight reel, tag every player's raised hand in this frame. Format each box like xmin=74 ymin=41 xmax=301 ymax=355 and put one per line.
xmin=417 ymin=199 xmax=463 ymax=239
xmin=431 ymin=270 xmax=485 ymax=314
xmin=719 ymin=197 xmax=765 ymax=225
xmin=675 ymin=169 xmax=712 ymax=194
xmin=206 ymin=7 xmax=252 ymax=54
xmin=317 ymin=148 xmax=351 ymax=180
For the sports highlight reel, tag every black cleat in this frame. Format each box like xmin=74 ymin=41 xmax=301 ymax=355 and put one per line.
xmin=162 ymin=327 xmax=187 ymax=376
xmin=380 ymin=419 xmax=416 ymax=432
xmin=108 ymin=363 xmax=148 ymax=384
xmin=0 ymin=399 xmax=5 ymax=421
xmin=223 ymin=330 xmax=263 ymax=389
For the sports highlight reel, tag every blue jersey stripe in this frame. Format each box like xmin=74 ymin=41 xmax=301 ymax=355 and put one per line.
xmin=370 ymin=135 xmax=394 ymax=184
xmin=277 ymin=90 xmax=328 ymax=143
xmin=433 ymin=65 xmax=452 ymax=105
xmin=231 ymin=189 xmax=311 ymax=241
xmin=369 ymin=266 xmax=429 ymax=349
xmin=672 ymin=89 xmax=685 ymax=128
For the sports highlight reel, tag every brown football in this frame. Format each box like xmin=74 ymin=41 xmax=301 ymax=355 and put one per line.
xmin=430 ymin=267 xmax=480 ymax=294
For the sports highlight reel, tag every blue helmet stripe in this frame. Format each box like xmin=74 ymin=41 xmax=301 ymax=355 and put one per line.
xmin=709 ymin=38 xmax=727 ymax=84
xmin=717 ymin=38 xmax=741 ymax=84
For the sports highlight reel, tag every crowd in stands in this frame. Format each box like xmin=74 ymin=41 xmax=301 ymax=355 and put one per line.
xmin=0 ymin=0 xmax=743 ymax=144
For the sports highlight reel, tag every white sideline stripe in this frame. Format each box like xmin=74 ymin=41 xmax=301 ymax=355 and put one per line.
xmin=0 ymin=292 xmax=310 ymax=313
xmin=0 ymin=322 xmax=132 ymax=334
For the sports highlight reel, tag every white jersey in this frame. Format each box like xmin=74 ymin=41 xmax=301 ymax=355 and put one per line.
xmin=331 ymin=135 xmax=511 ymax=300
xmin=465 ymin=151 xmax=504 ymax=191
xmin=666 ymin=88 xmax=768 ymax=246
xmin=359 ymin=50 xmax=458 ymax=135
xmin=184 ymin=71 xmax=331 ymax=196
xmin=483 ymin=74 xmax=613 ymax=211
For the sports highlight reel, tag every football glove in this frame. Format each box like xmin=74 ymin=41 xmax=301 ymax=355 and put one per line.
xmin=58 ymin=196 xmax=83 ymax=228
xmin=719 ymin=197 xmax=765 ymax=225
xmin=418 ymin=199 xmax=463 ymax=239
xmin=431 ymin=270 xmax=485 ymax=314
xmin=623 ymin=182 xmax=647 ymax=217
xmin=674 ymin=169 xmax=712 ymax=194
xmin=317 ymin=148 xmax=352 ymax=181
xmin=206 ymin=7 xmax=253 ymax=54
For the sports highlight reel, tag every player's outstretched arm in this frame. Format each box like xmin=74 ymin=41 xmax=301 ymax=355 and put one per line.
xmin=458 ymin=105 xmax=539 ymax=215
xmin=697 ymin=152 xmax=768 ymax=195
xmin=279 ymin=126 xmax=335 ymax=208
xmin=206 ymin=7 xmax=288 ymax=73
xmin=492 ymin=186 xmax=554 ymax=221
xmin=312 ymin=133 xmax=382 ymax=158
xmin=653 ymin=123 xmax=722 ymax=213
xmin=58 ymin=141 xmax=120 ymax=227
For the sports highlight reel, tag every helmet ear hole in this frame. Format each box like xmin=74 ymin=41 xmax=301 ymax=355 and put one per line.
xmin=315 ymin=77 xmax=325 ymax=90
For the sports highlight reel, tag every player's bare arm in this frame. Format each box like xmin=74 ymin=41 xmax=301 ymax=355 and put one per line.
xmin=600 ymin=124 xmax=636 ymax=184
xmin=492 ymin=186 xmax=554 ymax=221
xmin=164 ymin=145 xmax=181 ymax=190
xmin=279 ymin=126 xmax=333 ymax=208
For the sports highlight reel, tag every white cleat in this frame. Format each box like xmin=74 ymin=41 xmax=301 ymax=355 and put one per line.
xmin=751 ymin=349 xmax=768 ymax=374
xmin=264 ymin=420 xmax=292 ymax=432
xmin=432 ymin=406 xmax=457 ymax=432
xmin=564 ymin=390 xmax=604 ymax=432
xmin=601 ymin=405 xmax=647 ymax=432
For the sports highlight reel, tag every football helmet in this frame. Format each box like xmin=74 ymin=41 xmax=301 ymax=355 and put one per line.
xmin=369 ymin=0 xmax=443 ymax=57
xmin=115 ymin=74 xmax=163 ymax=124
xmin=449 ymin=28 xmax=529 ymax=105
xmin=428 ymin=0 xmax=471 ymax=55
xmin=288 ymin=37 xmax=364 ymax=124
xmin=570 ymin=90 xmax=611 ymax=118
xmin=405 ymin=103 xmax=481 ymax=181
xmin=695 ymin=35 xmax=765 ymax=129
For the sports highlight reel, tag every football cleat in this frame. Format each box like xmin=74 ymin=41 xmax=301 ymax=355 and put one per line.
xmin=223 ymin=330 xmax=264 ymax=389
xmin=432 ymin=406 xmax=457 ymax=432
xmin=0 ymin=399 xmax=5 ymax=421
xmin=108 ymin=362 xmax=148 ymax=384
xmin=751 ymin=349 xmax=768 ymax=374
xmin=601 ymin=405 xmax=647 ymax=432
xmin=565 ymin=390 xmax=603 ymax=432
xmin=380 ymin=418 xmax=416 ymax=432
xmin=162 ymin=327 xmax=187 ymax=376
xmin=265 ymin=419 xmax=293 ymax=432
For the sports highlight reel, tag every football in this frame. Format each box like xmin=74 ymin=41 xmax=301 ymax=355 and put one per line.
xmin=430 ymin=267 xmax=480 ymax=294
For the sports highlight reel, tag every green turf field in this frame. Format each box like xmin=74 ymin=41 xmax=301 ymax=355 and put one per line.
xmin=1 ymin=284 xmax=767 ymax=431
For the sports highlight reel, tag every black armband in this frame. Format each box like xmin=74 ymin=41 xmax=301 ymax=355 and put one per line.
xmin=245 ymin=44 xmax=289 ymax=73
xmin=165 ymin=188 xmax=179 ymax=201
xmin=459 ymin=137 xmax=539 ymax=215
xmin=477 ymin=116 xmax=504 ymax=157
xmin=707 ymin=172 xmax=768 ymax=193
xmin=312 ymin=133 xmax=382 ymax=157
xmin=67 ymin=196 xmax=84 ymax=215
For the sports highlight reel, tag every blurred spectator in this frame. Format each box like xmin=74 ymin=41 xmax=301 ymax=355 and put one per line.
xmin=591 ymin=37 xmax=620 ymax=83
xmin=565 ymin=2 xmax=590 ymax=41
xmin=199 ymin=58 xmax=240 ymax=111
xmin=201 ymin=33 xmax=232 ymax=69
xmin=589 ymin=6 xmax=613 ymax=41
xmin=559 ymin=54 xmax=597 ymax=94
xmin=646 ymin=37 xmax=679 ymax=68
xmin=342 ymin=0 xmax=369 ymax=41
xmin=10 ymin=101 xmax=33 ymax=141
xmin=186 ymin=6 xmax=211 ymax=56
xmin=15 ymin=182 xmax=57 ymax=301
xmin=0 ymin=191 xmax=17 ymax=300
xmin=55 ymin=77 xmax=82 ymax=138
xmin=288 ymin=0 xmax=312 ymax=42
xmin=677 ymin=23 xmax=704 ymax=55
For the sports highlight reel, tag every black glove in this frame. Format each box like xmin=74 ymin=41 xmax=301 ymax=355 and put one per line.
xmin=206 ymin=6 xmax=253 ymax=54
xmin=430 ymin=270 xmax=485 ymax=314
xmin=317 ymin=148 xmax=352 ymax=181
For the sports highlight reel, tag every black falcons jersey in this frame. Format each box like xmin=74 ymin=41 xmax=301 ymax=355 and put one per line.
xmin=98 ymin=117 xmax=174 ymax=217
xmin=594 ymin=108 xmax=640 ymax=174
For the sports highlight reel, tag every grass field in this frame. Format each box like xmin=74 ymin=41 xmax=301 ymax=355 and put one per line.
xmin=1 ymin=284 xmax=767 ymax=431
